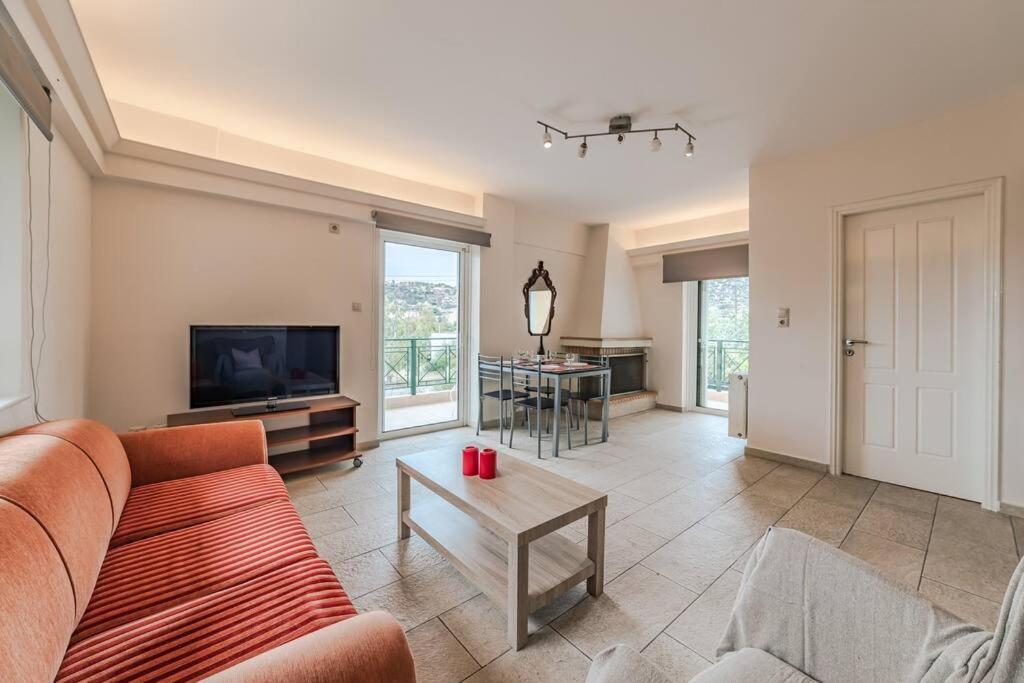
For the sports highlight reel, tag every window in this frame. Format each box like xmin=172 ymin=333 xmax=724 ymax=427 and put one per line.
xmin=0 ymin=84 xmax=24 ymax=401
xmin=696 ymin=276 xmax=749 ymax=411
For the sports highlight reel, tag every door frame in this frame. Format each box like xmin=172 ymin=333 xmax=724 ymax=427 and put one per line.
xmin=694 ymin=280 xmax=725 ymax=417
xmin=376 ymin=229 xmax=471 ymax=440
xmin=826 ymin=177 xmax=1004 ymax=509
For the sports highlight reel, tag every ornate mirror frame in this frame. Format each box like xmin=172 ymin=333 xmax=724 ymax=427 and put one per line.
xmin=522 ymin=260 xmax=557 ymax=354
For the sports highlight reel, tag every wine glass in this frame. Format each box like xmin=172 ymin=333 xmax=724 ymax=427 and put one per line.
xmin=566 ymin=352 xmax=577 ymax=365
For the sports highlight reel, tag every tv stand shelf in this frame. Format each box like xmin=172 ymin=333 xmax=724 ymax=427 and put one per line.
xmin=167 ymin=396 xmax=362 ymax=475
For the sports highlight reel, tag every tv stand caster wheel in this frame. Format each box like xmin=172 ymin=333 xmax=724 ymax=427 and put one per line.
xmin=353 ymin=457 xmax=363 ymax=468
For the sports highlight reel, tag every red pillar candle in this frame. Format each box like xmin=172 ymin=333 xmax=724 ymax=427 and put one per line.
xmin=479 ymin=448 xmax=497 ymax=479
xmin=462 ymin=446 xmax=479 ymax=476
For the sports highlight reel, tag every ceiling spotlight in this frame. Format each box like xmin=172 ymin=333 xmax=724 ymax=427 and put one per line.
xmin=650 ymin=132 xmax=662 ymax=152
xmin=578 ymin=138 xmax=588 ymax=159
xmin=617 ymin=133 xmax=625 ymax=144
xmin=685 ymin=137 xmax=695 ymax=158
xmin=542 ymin=127 xmax=552 ymax=149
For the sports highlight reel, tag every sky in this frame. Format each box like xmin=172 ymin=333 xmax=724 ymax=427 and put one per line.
xmin=384 ymin=242 xmax=459 ymax=285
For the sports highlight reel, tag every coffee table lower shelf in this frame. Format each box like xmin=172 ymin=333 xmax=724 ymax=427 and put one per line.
xmin=404 ymin=502 xmax=594 ymax=614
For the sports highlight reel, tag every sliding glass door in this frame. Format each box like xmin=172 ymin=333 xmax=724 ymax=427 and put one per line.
xmin=380 ymin=233 xmax=467 ymax=435
xmin=696 ymin=277 xmax=749 ymax=411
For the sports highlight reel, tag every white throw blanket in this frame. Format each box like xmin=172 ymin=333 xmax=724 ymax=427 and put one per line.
xmin=718 ymin=527 xmax=1024 ymax=682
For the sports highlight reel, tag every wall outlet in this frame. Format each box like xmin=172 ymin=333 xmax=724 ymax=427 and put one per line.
xmin=777 ymin=307 xmax=790 ymax=328
xmin=351 ymin=301 xmax=362 ymax=312
xmin=328 ymin=223 xmax=340 ymax=234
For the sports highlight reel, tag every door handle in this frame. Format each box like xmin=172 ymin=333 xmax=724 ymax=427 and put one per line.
xmin=843 ymin=338 xmax=868 ymax=357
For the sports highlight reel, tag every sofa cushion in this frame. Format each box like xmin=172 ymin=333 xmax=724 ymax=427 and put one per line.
xmin=74 ymin=499 xmax=319 ymax=642
xmin=13 ymin=419 xmax=132 ymax=527
xmin=691 ymin=648 xmax=817 ymax=683
xmin=111 ymin=463 xmax=289 ymax=546
xmin=0 ymin=434 xmax=112 ymax=621
xmin=56 ymin=557 xmax=358 ymax=682
xmin=0 ymin=500 xmax=78 ymax=683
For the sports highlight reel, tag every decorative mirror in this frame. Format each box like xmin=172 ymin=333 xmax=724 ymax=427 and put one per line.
xmin=523 ymin=261 xmax=556 ymax=354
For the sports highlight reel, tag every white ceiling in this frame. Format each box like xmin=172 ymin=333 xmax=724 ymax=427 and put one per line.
xmin=71 ymin=0 xmax=1024 ymax=228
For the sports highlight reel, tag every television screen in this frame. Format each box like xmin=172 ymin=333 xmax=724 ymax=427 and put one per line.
xmin=190 ymin=325 xmax=339 ymax=409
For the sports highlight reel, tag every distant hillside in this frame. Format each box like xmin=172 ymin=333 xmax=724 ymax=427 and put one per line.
xmin=384 ymin=280 xmax=458 ymax=338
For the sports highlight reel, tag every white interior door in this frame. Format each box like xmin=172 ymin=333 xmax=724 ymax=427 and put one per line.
xmin=843 ymin=195 xmax=986 ymax=500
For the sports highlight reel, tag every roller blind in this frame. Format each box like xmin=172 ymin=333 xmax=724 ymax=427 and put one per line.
xmin=0 ymin=1 xmax=52 ymax=140
xmin=373 ymin=210 xmax=490 ymax=247
xmin=662 ymin=244 xmax=748 ymax=282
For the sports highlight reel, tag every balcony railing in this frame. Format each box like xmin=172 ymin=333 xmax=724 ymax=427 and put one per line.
xmin=701 ymin=339 xmax=749 ymax=392
xmin=384 ymin=337 xmax=458 ymax=396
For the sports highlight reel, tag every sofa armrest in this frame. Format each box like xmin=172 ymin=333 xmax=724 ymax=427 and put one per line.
xmin=719 ymin=527 xmax=1001 ymax=682
xmin=118 ymin=421 xmax=268 ymax=485
xmin=200 ymin=611 xmax=415 ymax=683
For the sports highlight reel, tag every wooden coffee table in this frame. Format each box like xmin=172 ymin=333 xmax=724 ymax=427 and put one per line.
xmin=396 ymin=450 xmax=607 ymax=650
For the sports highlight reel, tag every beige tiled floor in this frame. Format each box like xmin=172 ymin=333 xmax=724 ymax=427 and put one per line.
xmin=284 ymin=409 xmax=1021 ymax=682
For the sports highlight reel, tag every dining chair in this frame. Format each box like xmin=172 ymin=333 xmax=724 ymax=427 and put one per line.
xmin=477 ymin=355 xmax=528 ymax=444
xmin=509 ymin=360 xmax=573 ymax=457
xmin=525 ymin=352 xmax=574 ymax=432
xmin=569 ymin=354 xmax=609 ymax=445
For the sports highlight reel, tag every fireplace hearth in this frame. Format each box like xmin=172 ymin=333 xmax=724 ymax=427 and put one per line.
xmin=560 ymin=336 xmax=656 ymax=417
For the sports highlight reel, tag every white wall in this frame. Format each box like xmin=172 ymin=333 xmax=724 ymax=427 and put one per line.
xmin=514 ymin=207 xmax=589 ymax=349
xmin=0 ymin=123 xmax=92 ymax=433
xmin=111 ymin=101 xmax=477 ymax=216
xmin=88 ymin=181 xmax=378 ymax=435
xmin=571 ymin=223 xmax=647 ymax=339
xmin=633 ymin=263 xmax=685 ymax=407
xmin=598 ymin=226 xmax=644 ymax=337
xmin=0 ymin=95 xmax=22 ymax=404
xmin=748 ymin=89 xmax=1024 ymax=507
xmin=633 ymin=209 xmax=749 ymax=249
xmin=477 ymin=196 xmax=589 ymax=357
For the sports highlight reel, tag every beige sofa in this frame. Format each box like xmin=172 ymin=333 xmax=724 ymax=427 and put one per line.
xmin=588 ymin=527 xmax=1023 ymax=683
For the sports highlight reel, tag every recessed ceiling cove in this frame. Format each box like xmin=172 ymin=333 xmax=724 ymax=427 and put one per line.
xmin=70 ymin=0 xmax=1024 ymax=227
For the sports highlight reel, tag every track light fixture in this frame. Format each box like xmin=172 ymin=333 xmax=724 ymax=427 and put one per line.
xmin=537 ymin=114 xmax=696 ymax=160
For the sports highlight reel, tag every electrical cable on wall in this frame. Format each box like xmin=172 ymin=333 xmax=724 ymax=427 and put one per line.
xmin=24 ymin=117 xmax=52 ymax=423
xmin=36 ymin=132 xmax=53 ymax=421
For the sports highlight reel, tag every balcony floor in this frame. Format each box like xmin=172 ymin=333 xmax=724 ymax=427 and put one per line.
xmin=384 ymin=397 xmax=459 ymax=432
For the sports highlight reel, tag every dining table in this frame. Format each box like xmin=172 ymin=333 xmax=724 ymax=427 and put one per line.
xmin=494 ymin=358 xmax=612 ymax=458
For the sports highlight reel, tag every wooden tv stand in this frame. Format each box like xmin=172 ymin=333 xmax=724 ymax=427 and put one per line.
xmin=167 ymin=396 xmax=362 ymax=475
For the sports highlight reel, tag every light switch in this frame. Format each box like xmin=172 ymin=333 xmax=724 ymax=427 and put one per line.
xmin=352 ymin=301 xmax=363 ymax=312
xmin=777 ymin=307 xmax=790 ymax=328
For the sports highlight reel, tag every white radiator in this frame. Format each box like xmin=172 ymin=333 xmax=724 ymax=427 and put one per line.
xmin=728 ymin=373 xmax=748 ymax=439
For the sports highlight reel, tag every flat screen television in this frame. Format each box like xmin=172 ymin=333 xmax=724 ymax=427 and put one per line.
xmin=189 ymin=325 xmax=340 ymax=409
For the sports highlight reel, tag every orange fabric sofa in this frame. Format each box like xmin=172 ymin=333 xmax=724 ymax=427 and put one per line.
xmin=0 ymin=419 xmax=415 ymax=683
